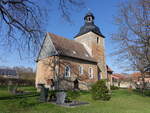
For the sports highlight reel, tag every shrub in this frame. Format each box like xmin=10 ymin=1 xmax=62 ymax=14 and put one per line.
xmin=49 ymin=90 xmax=56 ymax=101
xmin=111 ymin=85 xmax=119 ymax=90
xmin=134 ymin=89 xmax=150 ymax=96
xmin=66 ymin=90 xmax=80 ymax=101
xmin=91 ymin=80 xmax=111 ymax=101
xmin=143 ymin=90 xmax=150 ymax=96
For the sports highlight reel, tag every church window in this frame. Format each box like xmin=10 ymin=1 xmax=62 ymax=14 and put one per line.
xmin=87 ymin=17 xmax=92 ymax=22
xmin=64 ymin=66 xmax=70 ymax=77
xmin=79 ymin=66 xmax=83 ymax=75
xmin=88 ymin=17 xmax=91 ymax=21
xmin=88 ymin=67 xmax=93 ymax=79
xmin=97 ymin=37 xmax=99 ymax=44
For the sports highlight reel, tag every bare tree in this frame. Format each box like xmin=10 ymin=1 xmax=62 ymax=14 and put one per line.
xmin=111 ymin=0 xmax=150 ymax=91
xmin=0 ymin=0 xmax=84 ymax=56
xmin=0 ymin=0 xmax=44 ymax=55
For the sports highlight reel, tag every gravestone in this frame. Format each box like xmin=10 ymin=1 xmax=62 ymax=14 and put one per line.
xmin=38 ymin=84 xmax=49 ymax=102
xmin=56 ymin=91 xmax=66 ymax=104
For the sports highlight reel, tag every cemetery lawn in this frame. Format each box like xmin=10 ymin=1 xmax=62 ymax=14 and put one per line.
xmin=0 ymin=86 xmax=150 ymax=113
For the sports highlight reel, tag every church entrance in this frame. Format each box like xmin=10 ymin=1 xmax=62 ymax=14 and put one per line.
xmin=74 ymin=79 xmax=79 ymax=89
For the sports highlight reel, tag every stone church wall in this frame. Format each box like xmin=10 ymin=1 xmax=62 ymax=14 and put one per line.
xmin=75 ymin=32 xmax=107 ymax=79
xmin=36 ymin=56 xmax=98 ymax=90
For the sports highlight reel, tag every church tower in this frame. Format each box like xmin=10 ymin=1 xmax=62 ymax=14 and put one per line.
xmin=74 ymin=12 xmax=107 ymax=79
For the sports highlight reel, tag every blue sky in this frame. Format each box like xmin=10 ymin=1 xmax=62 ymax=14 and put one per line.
xmin=0 ymin=0 xmax=127 ymax=73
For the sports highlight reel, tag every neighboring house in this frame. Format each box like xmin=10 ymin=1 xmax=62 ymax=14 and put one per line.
xmin=131 ymin=72 xmax=150 ymax=89
xmin=130 ymin=72 xmax=141 ymax=83
xmin=0 ymin=69 xmax=18 ymax=78
xmin=36 ymin=12 xmax=108 ymax=90
xmin=110 ymin=73 xmax=132 ymax=88
xmin=110 ymin=72 xmax=150 ymax=89
xmin=131 ymin=72 xmax=150 ymax=83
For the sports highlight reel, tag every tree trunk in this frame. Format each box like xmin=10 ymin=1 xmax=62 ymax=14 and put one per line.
xmin=141 ymin=72 xmax=146 ymax=95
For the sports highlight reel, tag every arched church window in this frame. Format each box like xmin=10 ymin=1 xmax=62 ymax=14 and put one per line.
xmin=79 ymin=65 xmax=83 ymax=75
xmin=64 ymin=65 xmax=70 ymax=77
xmin=88 ymin=67 xmax=93 ymax=79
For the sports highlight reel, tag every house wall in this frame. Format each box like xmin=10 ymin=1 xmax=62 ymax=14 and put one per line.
xmin=36 ymin=56 xmax=98 ymax=90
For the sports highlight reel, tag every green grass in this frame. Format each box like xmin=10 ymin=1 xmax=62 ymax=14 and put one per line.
xmin=0 ymin=86 xmax=150 ymax=113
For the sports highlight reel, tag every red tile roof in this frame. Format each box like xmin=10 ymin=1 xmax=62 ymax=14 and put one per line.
xmin=130 ymin=72 xmax=141 ymax=78
xmin=112 ymin=73 xmax=126 ymax=80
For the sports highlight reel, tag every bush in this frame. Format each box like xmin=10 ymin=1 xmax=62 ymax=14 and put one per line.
xmin=66 ymin=90 xmax=80 ymax=101
xmin=49 ymin=90 xmax=56 ymax=101
xmin=111 ymin=85 xmax=119 ymax=90
xmin=143 ymin=90 xmax=150 ymax=96
xmin=91 ymin=80 xmax=111 ymax=101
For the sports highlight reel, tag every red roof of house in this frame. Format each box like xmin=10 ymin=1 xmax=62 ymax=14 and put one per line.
xmin=130 ymin=72 xmax=141 ymax=78
xmin=112 ymin=73 xmax=125 ymax=79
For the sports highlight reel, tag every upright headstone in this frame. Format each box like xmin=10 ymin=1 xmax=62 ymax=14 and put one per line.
xmin=56 ymin=91 xmax=66 ymax=104
xmin=38 ymin=84 xmax=49 ymax=102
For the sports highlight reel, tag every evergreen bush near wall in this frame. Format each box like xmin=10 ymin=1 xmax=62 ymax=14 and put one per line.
xmin=91 ymin=80 xmax=111 ymax=101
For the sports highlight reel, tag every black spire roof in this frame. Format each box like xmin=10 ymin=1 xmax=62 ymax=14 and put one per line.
xmin=75 ymin=12 xmax=105 ymax=38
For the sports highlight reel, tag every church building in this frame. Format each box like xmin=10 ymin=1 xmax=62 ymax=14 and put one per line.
xmin=35 ymin=12 xmax=110 ymax=90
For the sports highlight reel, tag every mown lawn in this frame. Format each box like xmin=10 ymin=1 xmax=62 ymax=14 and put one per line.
xmin=0 ymin=86 xmax=150 ymax=113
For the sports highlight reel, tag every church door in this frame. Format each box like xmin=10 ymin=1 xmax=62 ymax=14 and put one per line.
xmin=74 ymin=79 xmax=79 ymax=89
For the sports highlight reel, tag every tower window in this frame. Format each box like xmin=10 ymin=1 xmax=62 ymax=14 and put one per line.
xmin=88 ymin=17 xmax=91 ymax=21
xmin=86 ymin=16 xmax=92 ymax=22
xmin=97 ymin=37 xmax=99 ymax=44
